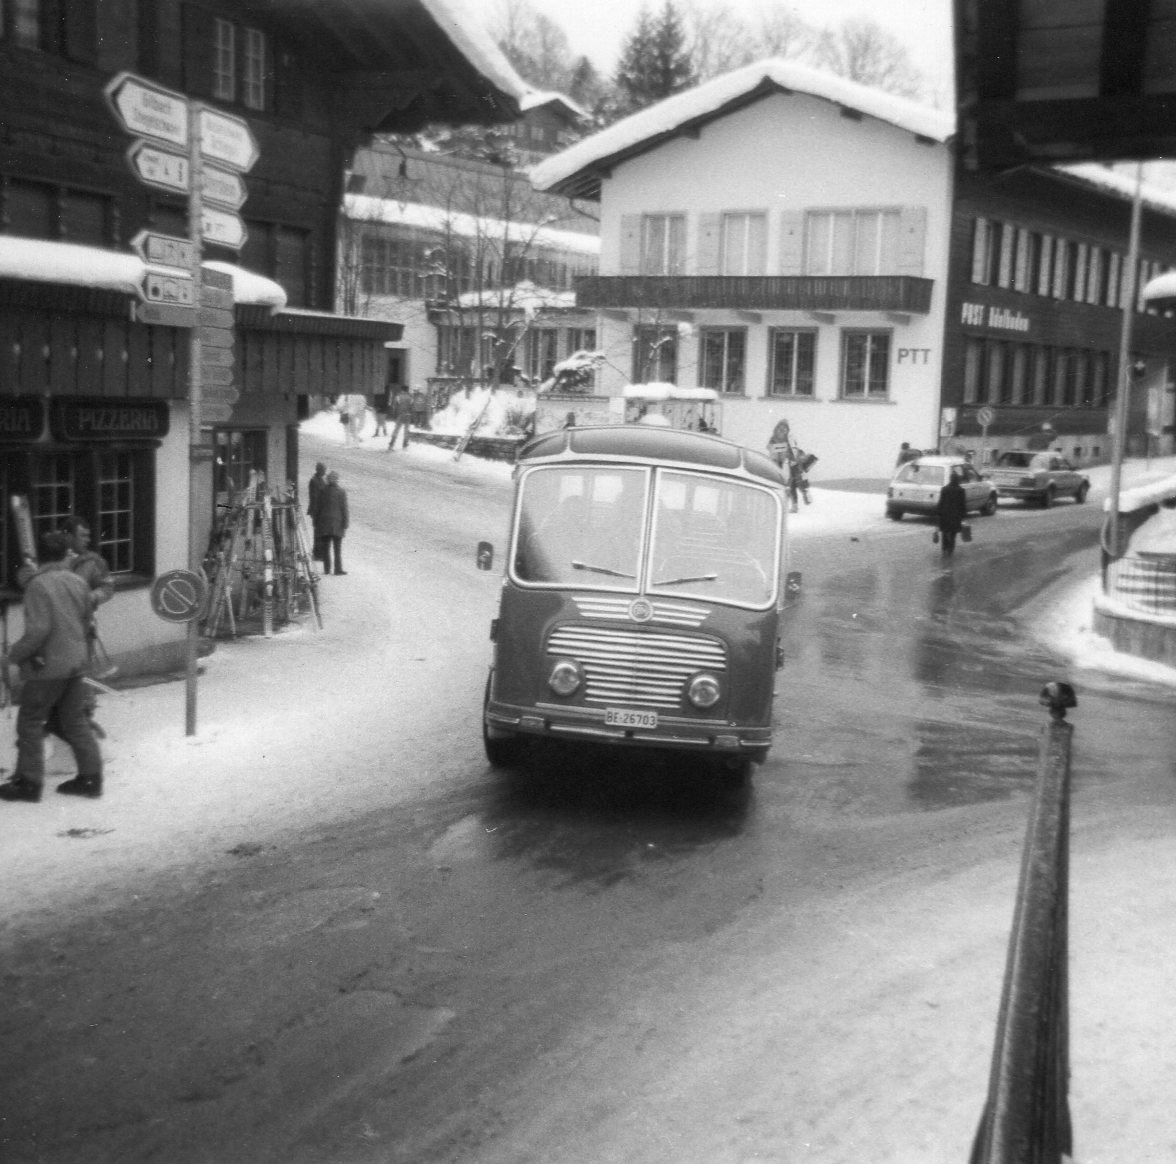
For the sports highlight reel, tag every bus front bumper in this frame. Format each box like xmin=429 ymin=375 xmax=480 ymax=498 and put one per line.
xmin=486 ymin=703 xmax=771 ymax=755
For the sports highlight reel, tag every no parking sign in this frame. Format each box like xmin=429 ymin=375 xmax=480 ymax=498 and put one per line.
xmin=151 ymin=569 xmax=208 ymax=622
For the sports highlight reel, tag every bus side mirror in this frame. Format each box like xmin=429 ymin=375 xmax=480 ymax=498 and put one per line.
xmin=476 ymin=541 xmax=494 ymax=571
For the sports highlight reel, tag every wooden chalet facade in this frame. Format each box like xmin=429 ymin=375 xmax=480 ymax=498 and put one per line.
xmin=0 ymin=0 xmax=525 ymax=674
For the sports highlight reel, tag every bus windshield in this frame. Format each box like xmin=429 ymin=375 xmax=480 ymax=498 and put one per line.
xmin=511 ymin=464 xmax=780 ymax=607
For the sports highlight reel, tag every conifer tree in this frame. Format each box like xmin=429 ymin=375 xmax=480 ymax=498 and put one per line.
xmin=613 ymin=2 xmax=697 ymax=117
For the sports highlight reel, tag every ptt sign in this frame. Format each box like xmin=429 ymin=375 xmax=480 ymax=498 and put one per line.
xmin=896 ymin=348 xmax=932 ymax=364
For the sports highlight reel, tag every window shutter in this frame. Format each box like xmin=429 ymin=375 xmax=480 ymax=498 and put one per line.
xmin=779 ymin=211 xmax=804 ymax=275
xmin=897 ymin=206 xmax=927 ymax=277
xmin=64 ymin=0 xmax=98 ymax=64
xmin=619 ymin=214 xmax=641 ymax=276
xmin=697 ymin=213 xmax=721 ymax=275
xmin=182 ymin=4 xmax=215 ymax=98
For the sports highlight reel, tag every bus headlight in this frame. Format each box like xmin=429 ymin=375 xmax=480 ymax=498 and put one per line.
xmin=687 ymin=672 xmax=722 ymax=709
xmin=548 ymin=658 xmax=583 ymax=696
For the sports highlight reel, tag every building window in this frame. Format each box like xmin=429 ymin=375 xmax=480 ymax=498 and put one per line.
xmin=807 ymin=209 xmax=900 ymax=276
xmin=3 ymin=448 xmax=154 ymax=583
xmin=1086 ymin=247 xmax=1104 ymax=305
xmin=1036 ymin=235 xmax=1055 ymax=296
xmin=721 ymin=212 xmax=766 ymax=275
xmin=963 ymin=337 xmax=983 ymax=404
xmin=3 ymin=0 xmax=40 ymax=48
xmin=699 ymin=328 xmax=746 ymax=394
xmin=243 ymin=27 xmax=267 ymax=110
xmin=1106 ymin=252 xmax=1121 ymax=308
xmin=633 ymin=325 xmax=677 ymax=383
xmin=274 ymin=226 xmax=308 ymax=307
xmin=213 ymin=429 xmax=266 ymax=512
xmin=840 ymin=332 xmax=890 ymax=399
xmin=2 ymin=179 xmax=113 ymax=244
xmin=1051 ymin=240 xmax=1070 ymax=299
xmin=213 ymin=18 xmax=235 ymax=101
xmin=970 ymin=217 xmax=991 ymax=285
xmin=641 ymin=214 xmax=686 ymax=275
xmin=768 ymin=329 xmax=816 ymax=397
xmin=211 ymin=17 xmax=269 ymax=110
xmin=527 ymin=328 xmax=560 ymax=382
xmin=566 ymin=327 xmax=596 ymax=355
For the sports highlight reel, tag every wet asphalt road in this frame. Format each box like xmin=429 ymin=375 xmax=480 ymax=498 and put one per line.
xmin=2 ymin=441 xmax=1174 ymax=1163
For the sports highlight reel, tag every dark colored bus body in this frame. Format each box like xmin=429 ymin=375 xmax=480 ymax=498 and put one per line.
xmin=480 ymin=426 xmax=792 ymax=780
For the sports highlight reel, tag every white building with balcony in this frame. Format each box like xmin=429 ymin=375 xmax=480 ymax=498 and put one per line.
xmin=532 ymin=60 xmax=954 ymax=480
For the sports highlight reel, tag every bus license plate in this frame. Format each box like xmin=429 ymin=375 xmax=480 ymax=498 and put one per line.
xmin=605 ymin=708 xmax=658 ymax=729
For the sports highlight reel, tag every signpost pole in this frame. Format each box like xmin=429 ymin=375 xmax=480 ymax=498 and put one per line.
xmin=1107 ymin=163 xmax=1144 ymax=573
xmin=186 ymin=101 xmax=205 ymax=737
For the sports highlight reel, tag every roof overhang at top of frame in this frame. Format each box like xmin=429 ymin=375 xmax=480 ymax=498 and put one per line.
xmin=244 ymin=0 xmax=528 ymax=132
xmin=955 ymin=0 xmax=1176 ymax=171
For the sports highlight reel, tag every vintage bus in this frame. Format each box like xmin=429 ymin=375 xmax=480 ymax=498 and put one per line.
xmin=477 ymin=425 xmax=796 ymax=782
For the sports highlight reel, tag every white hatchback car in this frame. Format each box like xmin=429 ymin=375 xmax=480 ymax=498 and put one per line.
xmin=885 ymin=455 xmax=998 ymax=520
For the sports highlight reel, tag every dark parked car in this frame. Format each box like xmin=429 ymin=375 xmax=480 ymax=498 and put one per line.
xmin=986 ymin=451 xmax=1090 ymax=507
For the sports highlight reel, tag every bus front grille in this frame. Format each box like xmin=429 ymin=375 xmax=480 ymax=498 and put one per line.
xmin=547 ymin=625 xmax=727 ymax=709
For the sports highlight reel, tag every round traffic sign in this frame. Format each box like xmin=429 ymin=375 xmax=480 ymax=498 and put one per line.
xmin=151 ymin=569 xmax=208 ymax=623
xmin=976 ymin=406 xmax=996 ymax=428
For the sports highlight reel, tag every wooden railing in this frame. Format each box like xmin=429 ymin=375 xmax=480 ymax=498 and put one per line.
xmin=573 ymin=274 xmax=934 ymax=314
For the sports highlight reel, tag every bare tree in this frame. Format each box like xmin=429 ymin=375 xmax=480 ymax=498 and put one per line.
xmin=813 ymin=17 xmax=924 ymax=98
xmin=680 ymin=1 xmax=759 ymax=81
xmin=755 ymin=6 xmax=818 ymax=61
xmin=491 ymin=0 xmax=577 ymax=91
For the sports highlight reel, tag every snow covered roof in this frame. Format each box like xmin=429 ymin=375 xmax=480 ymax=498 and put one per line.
xmin=1104 ymin=473 xmax=1176 ymax=514
xmin=622 ymin=383 xmax=718 ymax=402
xmin=344 ymin=194 xmax=601 ymax=256
xmin=1056 ymin=163 xmax=1176 ymax=221
xmin=0 ymin=237 xmax=286 ymax=307
xmin=531 ymin=58 xmax=955 ymax=200
xmin=455 ymin=280 xmax=576 ymax=312
xmin=520 ymin=89 xmax=589 ymax=121
xmin=419 ymin=0 xmax=530 ymax=105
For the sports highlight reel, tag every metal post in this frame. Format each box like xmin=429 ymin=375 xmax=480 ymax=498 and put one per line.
xmin=185 ymin=101 xmax=205 ymax=737
xmin=1107 ymin=163 xmax=1144 ymax=566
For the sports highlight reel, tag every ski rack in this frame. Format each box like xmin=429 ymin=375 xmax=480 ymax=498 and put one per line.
xmin=202 ymin=473 xmax=322 ymax=639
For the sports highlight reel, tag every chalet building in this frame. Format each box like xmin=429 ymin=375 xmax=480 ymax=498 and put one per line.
xmin=532 ymin=60 xmax=1176 ymax=480
xmin=343 ymin=123 xmax=599 ymax=394
xmin=0 ymin=0 xmax=527 ymax=675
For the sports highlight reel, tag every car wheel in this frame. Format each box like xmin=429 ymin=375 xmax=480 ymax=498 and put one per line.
xmin=886 ymin=507 xmax=903 ymax=521
xmin=717 ymin=755 xmax=753 ymax=789
xmin=980 ymin=494 xmax=997 ymax=517
xmin=1041 ymin=486 xmax=1056 ymax=509
xmin=1074 ymin=481 xmax=1089 ymax=504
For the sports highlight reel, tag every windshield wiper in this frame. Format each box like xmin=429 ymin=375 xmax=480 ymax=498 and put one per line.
xmin=653 ymin=572 xmax=718 ymax=586
xmin=571 ymin=560 xmax=636 ymax=579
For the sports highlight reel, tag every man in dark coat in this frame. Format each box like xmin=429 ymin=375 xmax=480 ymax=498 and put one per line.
xmin=0 ymin=532 xmax=104 ymax=801
xmin=935 ymin=471 xmax=968 ymax=555
xmin=307 ymin=462 xmax=327 ymax=563
xmin=310 ymin=471 xmax=349 ymax=575
xmin=387 ymin=387 xmax=413 ymax=450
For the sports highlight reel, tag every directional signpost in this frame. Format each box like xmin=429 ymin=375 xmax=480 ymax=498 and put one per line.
xmin=105 ymin=70 xmax=260 ymax=735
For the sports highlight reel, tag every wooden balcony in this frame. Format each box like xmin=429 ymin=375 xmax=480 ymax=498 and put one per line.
xmin=574 ymin=275 xmax=934 ymax=315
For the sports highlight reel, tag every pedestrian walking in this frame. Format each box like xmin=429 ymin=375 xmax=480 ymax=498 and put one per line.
xmin=896 ymin=441 xmax=921 ymax=466
xmin=310 ymin=471 xmax=349 ymax=575
xmin=410 ymin=387 xmax=429 ymax=430
xmin=0 ymin=531 xmax=104 ymax=802
xmin=787 ymin=447 xmax=815 ymax=512
xmin=307 ymin=462 xmax=328 ymax=564
xmin=339 ymin=401 xmax=355 ymax=446
xmin=768 ymin=419 xmax=792 ymax=470
xmin=373 ymin=389 xmax=390 ymax=437
xmin=387 ymin=386 xmax=413 ymax=450
xmin=935 ymin=471 xmax=968 ymax=556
